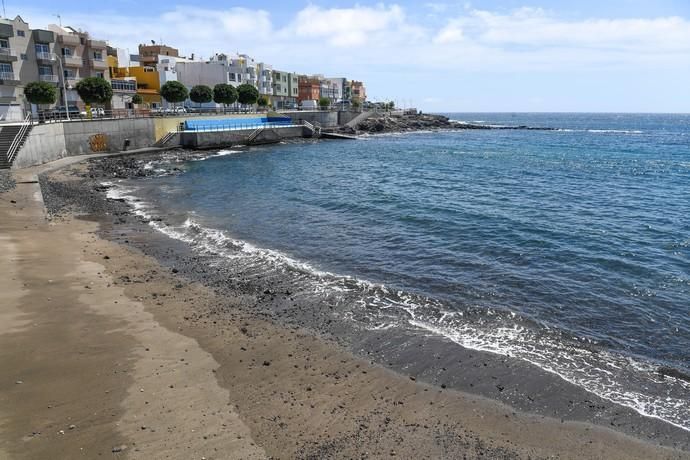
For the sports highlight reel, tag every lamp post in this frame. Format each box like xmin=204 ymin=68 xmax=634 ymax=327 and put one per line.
xmin=51 ymin=52 xmax=70 ymax=121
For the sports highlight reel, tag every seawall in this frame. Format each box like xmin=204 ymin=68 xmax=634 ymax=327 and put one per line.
xmin=12 ymin=111 xmax=365 ymax=169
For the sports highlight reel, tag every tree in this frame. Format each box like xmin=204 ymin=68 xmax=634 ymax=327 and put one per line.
xmin=160 ymin=81 xmax=189 ymax=107
xmin=213 ymin=83 xmax=237 ymax=111
xmin=236 ymin=84 xmax=259 ymax=109
xmin=351 ymin=99 xmax=362 ymax=111
xmin=131 ymin=93 xmax=143 ymax=105
xmin=318 ymin=97 xmax=330 ymax=110
xmin=189 ymin=85 xmax=213 ymax=108
xmin=257 ymin=95 xmax=269 ymax=111
xmin=25 ymin=81 xmax=58 ymax=107
xmin=75 ymin=77 xmax=113 ymax=106
xmin=387 ymin=101 xmax=395 ymax=110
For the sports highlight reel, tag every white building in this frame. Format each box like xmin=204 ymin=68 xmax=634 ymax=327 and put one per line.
xmin=256 ymin=62 xmax=273 ymax=99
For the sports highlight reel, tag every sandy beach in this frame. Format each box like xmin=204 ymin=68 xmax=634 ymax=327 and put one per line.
xmin=1 ymin=157 xmax=688 ymax=459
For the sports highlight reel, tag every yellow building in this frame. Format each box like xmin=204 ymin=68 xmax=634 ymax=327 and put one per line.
xmin=107 ymin=54 xmax=162 ymax=107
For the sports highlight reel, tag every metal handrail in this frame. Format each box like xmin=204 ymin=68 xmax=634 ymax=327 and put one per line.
xmin=246 ymin=126 xmax=265 ymax=143
xmin=6 ymin=114 xmax=32 ymax=164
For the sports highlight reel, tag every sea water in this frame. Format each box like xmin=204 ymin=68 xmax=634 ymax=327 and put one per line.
xmin=109 ymin=113 xmax=690 ymax=431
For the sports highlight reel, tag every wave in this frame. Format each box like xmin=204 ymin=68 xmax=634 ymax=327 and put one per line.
xmin=192 ymin=149 xmax=243 ymax=162
xmin=103 ymin=180 xmax=690 ymax=432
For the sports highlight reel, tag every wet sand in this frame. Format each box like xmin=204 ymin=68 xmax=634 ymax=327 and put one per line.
xmin=0 ymin=158 xmax=688 ymax=459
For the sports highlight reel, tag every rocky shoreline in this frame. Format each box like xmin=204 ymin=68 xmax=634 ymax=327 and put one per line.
xmin=339 ymin=113 xmax=558 ymax=135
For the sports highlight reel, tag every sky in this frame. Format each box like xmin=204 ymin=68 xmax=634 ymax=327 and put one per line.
xmin=13 ymin=0 xmax=690 ymax=112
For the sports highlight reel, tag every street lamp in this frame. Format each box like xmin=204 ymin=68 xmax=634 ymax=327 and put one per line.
xmin=51 ymin=52 xmax=70 ymax=121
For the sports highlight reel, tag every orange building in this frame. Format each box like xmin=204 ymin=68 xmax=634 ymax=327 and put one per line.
xmin=298 ymin=76 xmax=321 ymax=102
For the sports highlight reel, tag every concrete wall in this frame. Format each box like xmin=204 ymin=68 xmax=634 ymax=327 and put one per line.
xmin=61 ymin=118 xmax=156 ymax=155
xmin=13 ymin=118 xmax=157 ymax=168
xmin=12 ymin=123 xmax=67 ymax=169
xmin=181 ymin=126 xmax=305 ymax=149
xmin=282 ymin=111 xmax=338 ymax=127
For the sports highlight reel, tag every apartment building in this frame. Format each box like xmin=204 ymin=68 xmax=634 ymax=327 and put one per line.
xmin=106 ymin=47 xmax=140 ymax=110
xmin=47 ymin=24 xmax=109 ymax=109
xmin=298 ymin=75 xmax=320 ymax=103
xmin=272 ymin=70 xmax=298 ymax=109
xmin=324 ymin=77 xmax=351 ymax=103
xmin=138 ymin=43 xmax=178 ymax=67
xmin=223 ymin=54 xmax=258 ymax=88
xmin=351 ymin=80 xmax=367 ymax=102
xmin=0 ymin=15 xmax=59 ymax=120
xmin=256 ymin=62 xmax=273 ymax=100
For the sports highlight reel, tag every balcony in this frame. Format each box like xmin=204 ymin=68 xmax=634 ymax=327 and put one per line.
xmin=88 ymin=38 xmax=107 ymax=48
xmin=36 ymin=51 xmax=56 ymax=62
xmin=39 ymin=74 xmax=59 ymax=83
xmin=111 ymin=79 xmax=137 ymax=92
xmin=0 ymin=48 xmax=17 ymax=62
xmin=65 ymin=76 xmax=82 ymax=86
xmin=62 ymin=55 xmax=84 ymax=67
xmin=58 ymin=34 xmax=82 ymax=45
xmin=89 ymin=58 xmax=107 ymax=69
xmin=0 ymin=72 xmax=19 ymax=85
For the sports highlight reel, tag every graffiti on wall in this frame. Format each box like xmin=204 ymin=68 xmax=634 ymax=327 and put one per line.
xmin=89 ymin=133 xmax=108 ymax=152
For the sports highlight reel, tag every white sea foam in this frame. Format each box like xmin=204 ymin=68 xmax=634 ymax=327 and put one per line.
xmin=587 ymin=129 xmax=643 ymax=134
xmin=106 ymin=180 xmax=690 ymax=433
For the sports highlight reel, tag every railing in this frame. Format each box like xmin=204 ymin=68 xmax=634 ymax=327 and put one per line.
xmin=246 ymin=126 xmax=265 ymax=143
xmin=153 ymin=131 xmax=177 ymax=147
xmin=62 ymin=55 xmax=83 ymax=66
xmin=179 ymin=121 xmax=299 ymax=133
xmin=0 ymin=71 xmax=16 ymax=80
xmin=0 ymin=48 xmax=15 ymax=57
xmin=39 ymin=74 xmax=59 ymax=82
xmin=6 ymin=114 xmax=32 ymax=165
xmin=28 ymin=107 xmax=364 ymax=124
xmin=89 ymin=58 xmax=107 ymax=67
xmin=302 ymin=120 xmax=321 ymax=136
xmin=111 ymin=79 xmax=137 ymax=91
xmin=36 ymin=51 xmax=55 ymax=61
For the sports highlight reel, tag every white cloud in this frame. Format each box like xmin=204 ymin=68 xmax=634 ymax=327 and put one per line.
xmin=286 ymin=4 xmax=420 ymax=47
xmin=433 ymin=20 xmax=464 ymax=44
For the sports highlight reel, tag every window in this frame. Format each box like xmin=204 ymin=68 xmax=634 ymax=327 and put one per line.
xmin=0 ymin=62 xmax=13 ymax=77
xmin=93 ymin=50 xmax=103 ymax=60
xmin=35 ymin=43 xmax=50 ymax=54
xmin=95 ymin=71 xmax=104 ymax=78
xmin=20 ymin=53 xmax=27 ymax=60
xmin=62 ymin=47 xmax=73 ymax=57
xmin=64 ymin=68 xmax=76 ymax=78
xmin=17 ymin=30 xmax=25 ymax=37
xmin=39 ymin=65 xmax=53 ymax=76
xmin=0 ymin=38 xmax=8 ymax=49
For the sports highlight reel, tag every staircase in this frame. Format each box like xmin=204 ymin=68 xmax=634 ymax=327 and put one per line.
xmin=0 ymin=115 xmax=33 ymax=169
xmin=302 ymin=120 xmax=321 ymax=138
xmin=246 ymin=126 xmax=265 ymax=144
xmin=153 ymin=131 xmax=176 ymax=147
xmin=345 ymin=110 xmax=374 ymax=129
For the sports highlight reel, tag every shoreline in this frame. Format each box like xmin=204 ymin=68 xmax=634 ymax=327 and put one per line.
xmin=1 ymin=154 xmax=688 ymax=458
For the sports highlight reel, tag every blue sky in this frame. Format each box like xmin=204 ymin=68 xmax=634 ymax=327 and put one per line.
xmin=14 ymin=1 xmax=690 ymax=112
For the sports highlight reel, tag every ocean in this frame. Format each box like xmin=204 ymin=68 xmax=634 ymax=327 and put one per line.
xmin=108 ymin=113 xmax=690 ymax=431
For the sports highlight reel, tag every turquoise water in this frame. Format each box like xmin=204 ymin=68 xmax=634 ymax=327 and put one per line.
xmin=114 ymin=113 xmax=690 ymax=430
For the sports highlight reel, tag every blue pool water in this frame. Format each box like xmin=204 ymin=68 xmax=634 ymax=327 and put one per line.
xmin=113 ymin=113 xmax=690 ymax=430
